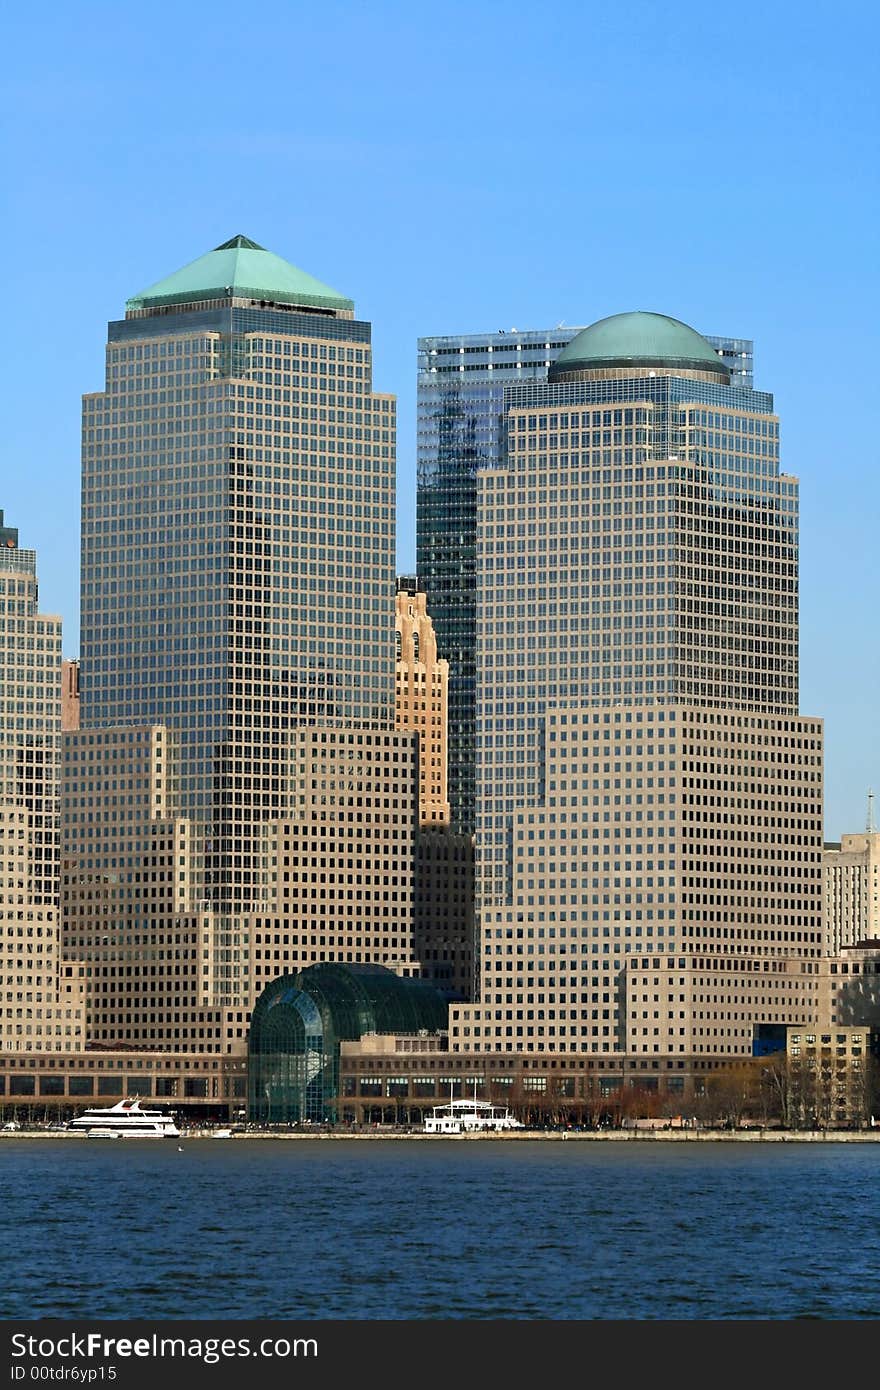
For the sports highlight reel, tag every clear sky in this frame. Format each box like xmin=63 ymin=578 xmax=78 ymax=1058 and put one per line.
xmin=2 ymin=0 xmax=877 ymax=840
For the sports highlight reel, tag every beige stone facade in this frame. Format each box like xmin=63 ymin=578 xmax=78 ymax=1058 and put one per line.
xmin=1 ymin=802 xmax=85 ymax=1054
xmin=61 ymin=725 xmax=210 ymax=1051
xmin=395 ymin=581 xmax=472 ymax=1001
xmin=823 ymin=833 xmax=880 ymax=954
xmin=248 ymin=725 xmax=425 ymax=1009
xmin=786 ymin=1024 xmax=877 ymax=1129
xmin=395 ymin=580 xmax=450 ymax=826
xmin=64 ymin=247 xmax=434 ymax=1059
xmin=0 ymin=1048 xmax=247 ymax=1118
xmin=816 ymin=942 xmax=880 ymax=1029
xmin=451 ymin=703 xmax=823 ymax=1056
xmin=625 ymin=953 xmax=819 ymax=1057
xmin=62 ymin=721 xmax=428 ymax=1055
xmin=335 ymin=1037 xmax=765 ymax=1124
xmin=1 ymin=537 xmax=85 ymax=1054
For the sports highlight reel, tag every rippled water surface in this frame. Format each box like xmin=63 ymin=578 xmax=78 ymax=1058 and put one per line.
xmin=3 ymin=1140 xmax=879 ymax=1319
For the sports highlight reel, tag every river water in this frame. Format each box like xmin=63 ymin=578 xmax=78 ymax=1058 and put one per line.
xmin=3 ymin=1139 xmax=878 ymax=1320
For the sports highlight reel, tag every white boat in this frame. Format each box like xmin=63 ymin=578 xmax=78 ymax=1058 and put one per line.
xmin=213 ymin=1128 xmax=232 ymax=1139
xmin=423 ymin=1097 xmax=525 ymax=1135
xmin=68 ymin=1097 xmax=180 ymax=1139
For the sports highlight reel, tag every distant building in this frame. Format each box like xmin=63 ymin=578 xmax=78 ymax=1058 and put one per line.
xmin=823 ymin=830 xmax=880 ymax=953
xmin=0 ymin=514 xmax=85 ymax=1053
xmin=395 ymin=578 xmax=450 ymax=826
xmin=785 ymin=1023 xmax=879 ymax=1129
xmin=819 ymin=942 xmax=880 ymax=1029
xmin=61 ymin=659 xmax=80 ymax=731
xmin=395 ymin=580 xmax=473 ymax=1000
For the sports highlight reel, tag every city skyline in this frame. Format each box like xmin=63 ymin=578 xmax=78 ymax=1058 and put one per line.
xmin=4 ymin=0 xmax=880 ymax=1347
xmin=3 ymin=1 xmax=877 ymax=843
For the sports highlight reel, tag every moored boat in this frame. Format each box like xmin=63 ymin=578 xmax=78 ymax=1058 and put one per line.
xmin=68 ymin=1097 xmax=180 ymax=1139
xmin=423 ymin=1098 xmax=525 ymax=1135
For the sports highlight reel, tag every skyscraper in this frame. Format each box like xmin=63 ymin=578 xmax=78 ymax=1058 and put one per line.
xmin=445 ymin=312 xmax=822 ymax=1057
xmin=417 ymin=325 xmax=754 ymax=833
xmin=0 ymin=512 xmax=62 ymax=913
xmin=77 ymin=235 xmax=396 ymax=913
xmin=64 ymin=237 xmax=423 ymax=1053
xmin=395 ymin=577 xmax=474 ymax=1001
xmin=395 ymin=577 xmax=450 ymax=826
xmin=0 ymin=513 xmax=84 ymax=1052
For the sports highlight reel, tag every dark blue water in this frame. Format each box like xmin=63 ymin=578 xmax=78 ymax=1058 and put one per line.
xmin=3 ymin=1139 xmax=879 ymax=1320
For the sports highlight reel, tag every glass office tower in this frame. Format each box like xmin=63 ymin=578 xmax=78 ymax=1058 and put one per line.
xmin=80 ymin=236 xmax=397 ymax=913
xmin=416 ymin=326 xmax=752 ymax=834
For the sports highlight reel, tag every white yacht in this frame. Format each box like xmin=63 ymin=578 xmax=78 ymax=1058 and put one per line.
xmin=68 ymin=1097 xmax=180 ymax=1139
xmin=423 ymin=1098 xmax=525 ymax=1135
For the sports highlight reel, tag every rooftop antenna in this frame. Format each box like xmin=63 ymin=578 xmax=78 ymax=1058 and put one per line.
xmin=868 ymin=789 xmax=876 ymax=835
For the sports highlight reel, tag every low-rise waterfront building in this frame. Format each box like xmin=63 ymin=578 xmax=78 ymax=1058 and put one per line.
xmin=786 ymin=1024 xmax=880 ymax=1129
xmin=0 ymin=1048 xmax=247 ymax=1123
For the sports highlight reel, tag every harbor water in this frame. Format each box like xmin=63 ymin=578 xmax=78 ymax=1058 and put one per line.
xmin=3 ymin=1138 xmax=879 ymax=1320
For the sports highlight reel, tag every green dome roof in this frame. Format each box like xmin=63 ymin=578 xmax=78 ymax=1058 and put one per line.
xmin=550 ymin=311 xmax=728 ymax=379
xmin=126 ymin=234 xmax=353 ymax=313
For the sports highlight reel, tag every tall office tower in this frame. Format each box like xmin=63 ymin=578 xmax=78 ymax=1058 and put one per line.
xmin=64 ymin=237 xmax=421 ymax=1053
xmin=446 ymin=312 xmax=822 ymax=1057
xmin=395 ymin=577 xmax=450 ymax=826
xmin=77 ymin=235 xmax=396 ymax=913
xmin=395 ymin=579 xmax=474 ymax=999
xmin=0 ymin=514 xmax=62 ymax=911
xmin=417 ymin=327 xmax=753 ymax=834
xmin=0 ymin=515 xmax=85 ymax=1052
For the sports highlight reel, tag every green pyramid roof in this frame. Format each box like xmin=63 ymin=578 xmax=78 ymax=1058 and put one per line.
xmin=126 ymin=235 xmax=353 ymax=312
xmin=550 ymin=311 xmax=728 ymax=379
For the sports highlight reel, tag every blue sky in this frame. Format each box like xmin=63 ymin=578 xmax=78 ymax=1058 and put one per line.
xmin=2 ymin=0 xmax=877 ymax=839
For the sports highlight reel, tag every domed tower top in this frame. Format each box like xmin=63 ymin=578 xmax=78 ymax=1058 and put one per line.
xmin=549 ymin=311 xmax=730 ymax=384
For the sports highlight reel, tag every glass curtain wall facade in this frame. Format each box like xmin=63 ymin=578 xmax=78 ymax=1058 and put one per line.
xmin=417 ymin=329 xmax=584 ymax=835
xmin=248 ymin=962 xmax=448 ymax=1122
xmin=416 ymin=328 xmax=753 ymax=835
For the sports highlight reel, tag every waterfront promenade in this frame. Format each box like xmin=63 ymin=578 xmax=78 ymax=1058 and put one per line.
xmin=3 ymin=1127 xmax=879 ymax=1142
